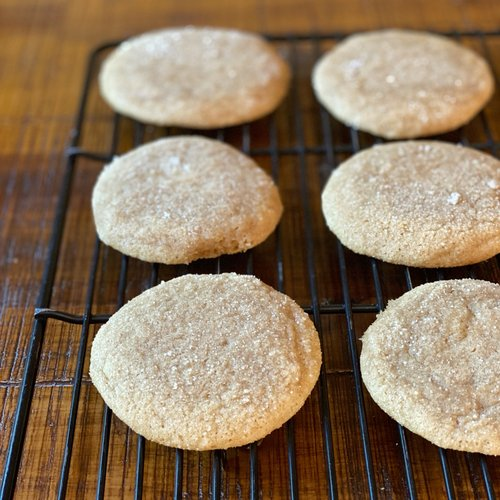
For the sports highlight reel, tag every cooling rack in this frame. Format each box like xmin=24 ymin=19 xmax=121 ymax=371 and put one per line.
xmin=1 ymin=31 xmax=499 ymax=499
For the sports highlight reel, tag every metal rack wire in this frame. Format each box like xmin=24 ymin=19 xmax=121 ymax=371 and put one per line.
xmin=1 ymin=31 xmax=499 ymax=499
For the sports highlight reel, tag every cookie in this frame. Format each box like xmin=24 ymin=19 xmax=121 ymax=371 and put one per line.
xmin=312 ymin=29 xmax=494 ymax=139
xmin=321 ymin=141 xmax=500 ymax=268
xmin=360 ymin=279 xmax=500 ymax=455
xmin=89 ymin=273 xmax=322 ymax=450
xmin=99 ymin=26 xmax=290 ymax=128
xmin=91 ymin=136 xmax=283 ymax=264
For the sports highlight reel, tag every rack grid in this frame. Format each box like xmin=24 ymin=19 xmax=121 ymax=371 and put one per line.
xmin=1 ymin=31 xmax=499 ymax=499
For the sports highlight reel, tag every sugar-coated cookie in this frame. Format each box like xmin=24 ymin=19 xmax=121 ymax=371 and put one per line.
xmin=360 ymin=279 xmax=500 ymax=455
xmin=312 ymin=30 xmax=494 ymax=139
xmin=92 ymin=136 xmax=283 ymax=264
xmin=99 ymin=26 xmax=290 ymax=128
xmin=321 ymin=141 xmax=500 ymax=267
xmin=90 ymin=273 xmax=322 ymax=450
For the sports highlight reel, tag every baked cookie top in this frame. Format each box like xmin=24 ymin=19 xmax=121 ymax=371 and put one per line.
xmin=89 ymin=273 xmax=322 ymax=450
xmin=321 ymin=141 xmax=500 ymax=268
xmin=360 ymin=279 xmax=500 ymax=455
xmin=92 ymin=136 xmax=283 ymax=264
xmin=99 ymin=26 xmax=290 ymax=128
xmin=312 ymin=29 xmax=494 ymax=139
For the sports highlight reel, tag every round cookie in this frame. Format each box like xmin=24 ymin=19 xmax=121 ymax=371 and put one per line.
xmin=92 ymin=136 xmax=283 ymax=264
xmin=321 ymin=141 xmax=500 ymax=268
xmin=312 ymin=29 xmax=494 ymax=139
xmin=90 ymin=273 xmax=322 ymax=450
xmin=99 ymin=26 xmax=290 ymax=128
xmin=360 ymin=279 xmax=500 ymax=455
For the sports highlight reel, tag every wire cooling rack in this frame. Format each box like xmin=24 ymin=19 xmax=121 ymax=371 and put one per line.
xmin=1 ymin=31 xmax=499 ymax=499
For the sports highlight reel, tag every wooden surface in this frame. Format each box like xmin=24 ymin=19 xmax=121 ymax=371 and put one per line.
xmin=1 ymin=1 xmax=499 ymax=498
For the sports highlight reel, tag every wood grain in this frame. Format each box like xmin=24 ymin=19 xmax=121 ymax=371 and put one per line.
xmin=1 ymin=1 xmax=499 ymax=498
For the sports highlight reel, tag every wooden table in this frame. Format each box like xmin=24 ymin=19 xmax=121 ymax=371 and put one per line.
xmin=1 ymin=1 xmax=499 ymax=498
